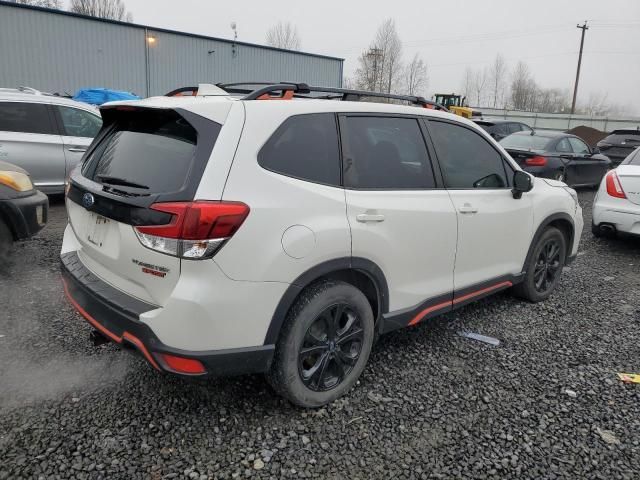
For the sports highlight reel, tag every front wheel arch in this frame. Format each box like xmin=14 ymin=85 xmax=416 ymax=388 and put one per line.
xmin=522 ymin=213 xmax=575 ymax=273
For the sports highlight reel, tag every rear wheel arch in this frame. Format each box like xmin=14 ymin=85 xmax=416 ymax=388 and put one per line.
xmin=264 ymin=258 xmax=389 ymax=345
xmin=523 ymin=213 xmax=574 ymax=272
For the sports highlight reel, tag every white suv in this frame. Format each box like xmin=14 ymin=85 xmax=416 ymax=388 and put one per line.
xmin=61 ymin=83 xmax=583 ymax=407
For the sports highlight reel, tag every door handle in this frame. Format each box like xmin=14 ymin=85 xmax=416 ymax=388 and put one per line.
xmin=458 ymin=203 xmax=478 ymax=214
xmin=356 ymin=213 xmax=385 ymax=223
xmin=67 ymin=147 xmax=87 ymax=153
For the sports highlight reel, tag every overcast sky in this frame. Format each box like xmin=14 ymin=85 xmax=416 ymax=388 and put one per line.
xmin=118 ymin=0 xmax=640 ymax=113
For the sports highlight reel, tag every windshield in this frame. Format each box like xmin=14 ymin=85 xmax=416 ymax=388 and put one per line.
xmin=500 ymin=134 xmax=551 ymax=151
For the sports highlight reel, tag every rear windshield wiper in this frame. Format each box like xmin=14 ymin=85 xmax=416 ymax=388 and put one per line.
xmin=96 ymin=175 xmax=149 ymax=190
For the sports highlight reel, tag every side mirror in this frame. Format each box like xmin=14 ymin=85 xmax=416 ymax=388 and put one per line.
xmin=512 ymin=170 xmax=533 ymax=199
xmin=591 ymin=147 xmax=600 ymax=154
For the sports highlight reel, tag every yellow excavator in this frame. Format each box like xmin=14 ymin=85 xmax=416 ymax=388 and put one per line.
xmin=433 ymin=94 xmax=481 ymax=119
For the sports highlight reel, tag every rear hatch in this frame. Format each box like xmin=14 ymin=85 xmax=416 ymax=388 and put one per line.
xmin=598 ymin=131 xmax=640 ymax=163
xmin=66 ymin=105 xmax=224 ymax=306
xmin=616 ymin=165 xmax=640 ymax=205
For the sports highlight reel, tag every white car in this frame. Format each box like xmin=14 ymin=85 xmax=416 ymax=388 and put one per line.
xmin=60 ymin=83 xmax=583 ymax=407
xmin=592 ymin=147 xmax=640 ymax=238
xmin=0 ymin=87 xmax=102 ymax=194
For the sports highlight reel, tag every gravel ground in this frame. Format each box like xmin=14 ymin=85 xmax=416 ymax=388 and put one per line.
xmin=1 ymin=191 xmax=639 ymax=480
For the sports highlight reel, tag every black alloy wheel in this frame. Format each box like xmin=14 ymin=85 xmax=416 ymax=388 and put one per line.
xmin=298 ymin=303 xmax=364 ymax=392
xmin=533 ymin=238 xmax=562 ymax=293
xmin=511 ymin=226 xmax=566 ymax=303
xmin=268 ymin=281 xmax=375 ymax=408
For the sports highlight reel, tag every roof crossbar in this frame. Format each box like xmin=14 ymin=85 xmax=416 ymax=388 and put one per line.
xmin=215 ymin=82 xmax=449 ymax=111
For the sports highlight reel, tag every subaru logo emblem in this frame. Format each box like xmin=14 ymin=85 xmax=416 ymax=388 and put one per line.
xmin=82 ymin=192 xmax=95 ymax=208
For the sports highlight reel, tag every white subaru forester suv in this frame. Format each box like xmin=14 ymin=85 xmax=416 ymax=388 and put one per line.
xmin=61 ymin=83 xmax=583 ymax=407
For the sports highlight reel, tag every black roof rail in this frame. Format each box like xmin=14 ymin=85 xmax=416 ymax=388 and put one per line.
xmin=215 ymin=82 xmax=449 ymax=111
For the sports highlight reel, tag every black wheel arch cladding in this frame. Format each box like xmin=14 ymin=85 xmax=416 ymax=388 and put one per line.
xmin=524 ymin=213 xmax=574 ymax=272
xmin=263 ymin=257 xmax=389 ymax=345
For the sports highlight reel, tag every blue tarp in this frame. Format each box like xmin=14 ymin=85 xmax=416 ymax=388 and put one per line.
xmin=72 ymin=88 xmax=140 ymax=105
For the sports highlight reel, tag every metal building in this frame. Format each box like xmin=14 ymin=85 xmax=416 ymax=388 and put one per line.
xmin=0 ymin=1 xmax=343 ymax=97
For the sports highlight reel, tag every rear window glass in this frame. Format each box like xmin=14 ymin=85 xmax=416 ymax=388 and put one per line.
xmin=500 ymin=134 xmax=551 ymax=151
xmin=82 ymin=110 xmax=215 ymax=195
xmin=258 ymin=113 xmax=341 ymax=186
xmin=602 ymin=133 xmax=640 ymax=145
xmin=0 ymin=102 xmax=55 ymax=134
xmin=622 ymin=148 xmax=640 ymax=165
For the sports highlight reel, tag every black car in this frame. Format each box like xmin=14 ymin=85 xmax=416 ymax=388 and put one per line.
xmin=500 ymin=131 xmax=611 ymax=187
xmin=597 ymin=128 xmax=640 ymax=166
xmin=0 ymin=160 xmax=48 ymax=268
xmin=475 ymin=119 xmax=533 ymax=141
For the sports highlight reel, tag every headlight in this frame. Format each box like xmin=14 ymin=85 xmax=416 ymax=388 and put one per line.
xmin=0 ymin=170 xmax=34 ymax=192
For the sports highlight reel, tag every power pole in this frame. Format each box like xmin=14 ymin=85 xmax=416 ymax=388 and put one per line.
xmin=571 ymin=21 xmax=589 ymax=114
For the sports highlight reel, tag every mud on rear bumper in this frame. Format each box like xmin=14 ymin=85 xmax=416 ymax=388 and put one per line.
xmin=60 ymin=251 xmax=274 ymax=377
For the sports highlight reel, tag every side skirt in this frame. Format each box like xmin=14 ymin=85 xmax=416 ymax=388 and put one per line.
xmin=380 ymin=273 xmax=524 ymax=334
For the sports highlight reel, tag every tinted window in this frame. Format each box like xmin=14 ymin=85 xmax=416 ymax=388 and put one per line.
xmin=556 ymin=138 xmax=572 ymax=153
xmin=500 ymin=134 xmax=551 ymax=151
xmin=258 ymin=114 xmax=340 ymax=186
xmin=0 ymin=102 xmax=55 ymax=134
xmin=520 ymin=123 xmax=533 ymax=132
xmin=341 ymin=116 xmax=435 ymax=189
xmin=507 ymin=123 xmax=522 ymax=134
xmin=568 ymin=137 xmax=590 ymax=154
xmin=429 ymin=121 xmax=508 ymax=189
xmin=602 ymin=133 xmax=640 ymax=146
xmin=58 ymin=106 xmax=102 ymax=138
xmin=82 ymin=110 xmax=211 ymax=194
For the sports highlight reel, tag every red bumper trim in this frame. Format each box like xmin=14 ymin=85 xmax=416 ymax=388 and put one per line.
xmin=62 ymin=278 xmax=162 ymax=371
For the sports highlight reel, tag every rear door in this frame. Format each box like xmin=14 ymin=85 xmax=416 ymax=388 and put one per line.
xmin=66 ymin=106 xmax=229 ymax=306
xmin=426 ymin=119 xmax=533 ymax=291
xmin=340 ymin=114 xmax=457 ymax=317
xmin=53 ymin=104 xmax=103 ymax=177
xmin=568 ymin=136 xmax=608 ymax=185
xmin=0 ymin=101 xmax=65 ymax=191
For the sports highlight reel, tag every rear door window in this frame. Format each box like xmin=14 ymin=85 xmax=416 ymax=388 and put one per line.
xmin=0 ymin=102 xmax=55 ymax=134
xmin=428 ymin=120 xmax=509 ymax=189
xmin=57 ymin=106 xmax=103 ymax=138
xmin=555 ymin=138 xmax=572 ymax=153
xmin=258 ymin=113 xmax=341 ymax=186
xmin=82 ymin=109 xmax=214 ymax=194
xmin=568 ymin=137 xmax=590 ymax=154
xmin=341 ymin=116 xmax=435 ymax=189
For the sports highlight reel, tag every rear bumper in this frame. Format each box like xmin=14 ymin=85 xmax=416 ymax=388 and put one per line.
xmin=61 ymin=251 xmax=274 ymax=377
xmin=0 ymin=190 xmax=48 ymax=240
xmin=592 ymin=200 xmax=640 ymax=236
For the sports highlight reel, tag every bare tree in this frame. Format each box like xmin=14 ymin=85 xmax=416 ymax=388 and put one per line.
xmin=265 ymin=21 xmax=301 ymax=50
xmin=510 ymin=61 xmax=537 ymax=110
xmin=460 ymin=67 xmax=474 ymax=100
xmin=472 ymin=68 xmax=488 ymax=106
xmin=354 ymin=18 xmax=404 ymax=95
xmin=489 ymin=54 xmax=507 ymax=108
xmin=15 ymin=0 xmax=62 ymax=7
xmin=69 ymin=0 xmax=132 ymax=22
xmin=403 ymin=53 xmax=428 ymax=96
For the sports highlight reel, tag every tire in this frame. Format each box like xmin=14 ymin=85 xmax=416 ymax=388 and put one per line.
xmin=0 ymin=219 xmax=13 ymax=271
xmin=512 ymin=227 xmax=567 ymax=303
xmin=591 ymin=221 xmax=602 ymax=238
xmin=268 ymin=281 xmax=375 ymax=408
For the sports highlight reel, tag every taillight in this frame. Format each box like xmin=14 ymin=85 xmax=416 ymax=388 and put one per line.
xmin=134 ymin=201 xmax=250 ymax=259
xmin=525 ymin=156 xmax=547 ymax=167
xmin=158 ymin=353 xmax=206 ymax=375
xmin=605 ymin=171 xmax=627 ymax=199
